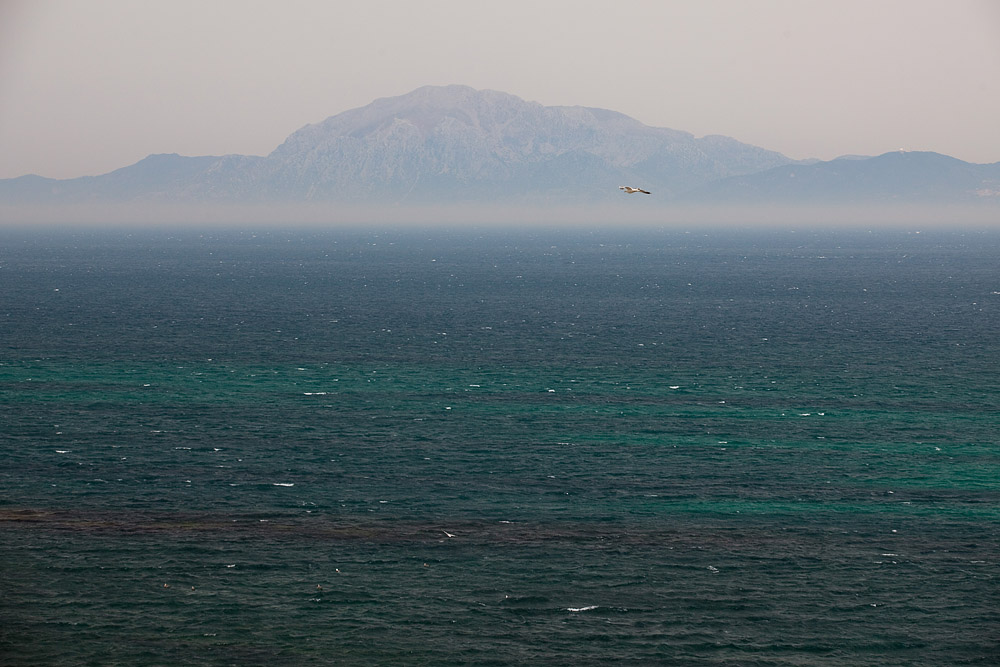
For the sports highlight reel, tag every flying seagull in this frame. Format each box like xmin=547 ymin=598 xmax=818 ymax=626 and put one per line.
xmin=619 ymin=186 xmax=651 ymax=194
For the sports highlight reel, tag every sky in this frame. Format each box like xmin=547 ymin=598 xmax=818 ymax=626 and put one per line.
xmin=1 ymin=0 xmax=999 ymax=180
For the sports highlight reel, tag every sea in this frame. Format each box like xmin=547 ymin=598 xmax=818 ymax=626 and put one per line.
xmin=1 ymin=226 xmax=997 ymax=666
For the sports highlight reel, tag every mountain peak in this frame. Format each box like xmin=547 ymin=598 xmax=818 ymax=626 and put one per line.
xmin=259 ymin=85 xmax=792 ymax=201
xmin=383 ymin=84 xmax=526 ymax=106
xmin=271 ymin=85 xmax=542 ymax=155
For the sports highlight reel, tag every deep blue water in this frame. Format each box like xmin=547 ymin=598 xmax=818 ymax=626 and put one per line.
xmin=1 ymin=227 xmax=998 ymax=665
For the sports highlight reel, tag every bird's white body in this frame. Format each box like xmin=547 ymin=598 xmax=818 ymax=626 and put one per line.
xmin=619 ymin=186 xmax=650 ymax=194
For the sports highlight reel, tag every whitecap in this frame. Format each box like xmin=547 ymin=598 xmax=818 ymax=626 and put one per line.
xmin=55 ymin=450 xmax=70 ymax=454
xmin=567 ymin=605 xmax=598 ymax=613
xmin=272 ymin=483 xmax=294 ymax=487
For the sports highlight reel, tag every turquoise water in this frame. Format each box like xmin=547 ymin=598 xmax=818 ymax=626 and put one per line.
xmin=1 ymin=228 xmax=998 ymax=665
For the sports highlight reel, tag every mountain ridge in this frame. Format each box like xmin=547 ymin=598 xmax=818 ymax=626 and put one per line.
xmin=0 ymin=85 xmax=794 ymax=205
xmin=1 ymin=85 xmax=998 ymax=218
xmin=684 ymin=150 xmax=1000 ymax=204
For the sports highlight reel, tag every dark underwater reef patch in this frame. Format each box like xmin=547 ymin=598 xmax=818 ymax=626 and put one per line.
xmin=3 ymin=506 xmax=996 ymax=562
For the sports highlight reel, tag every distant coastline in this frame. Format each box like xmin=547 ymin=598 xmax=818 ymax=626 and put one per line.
xmin=1 ymin=86 xmax=997 ymax=226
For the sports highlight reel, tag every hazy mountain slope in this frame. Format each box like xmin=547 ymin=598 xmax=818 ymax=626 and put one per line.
xmin=0 ymin=154 xmax=265 ymax=203
xmin=684 ymin=151 xmax=1000 ymax=204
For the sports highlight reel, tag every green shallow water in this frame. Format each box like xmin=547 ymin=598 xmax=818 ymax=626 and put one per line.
xmin=1 ymin=228 xmax=998 ymax=665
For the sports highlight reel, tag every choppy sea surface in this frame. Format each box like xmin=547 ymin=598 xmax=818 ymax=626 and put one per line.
xmin=1 ymin=227 xmax=998 ymax=666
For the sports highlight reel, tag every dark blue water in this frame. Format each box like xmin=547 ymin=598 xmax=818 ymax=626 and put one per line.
xmin=2 ymin=227 xmax=998 ymax=665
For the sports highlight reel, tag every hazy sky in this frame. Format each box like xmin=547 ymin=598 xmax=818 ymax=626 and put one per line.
xmin=2 ymin=0 xmax=999 ymax=180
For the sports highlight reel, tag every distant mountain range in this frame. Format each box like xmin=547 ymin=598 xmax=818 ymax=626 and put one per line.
xmin=684 ymin=150 xmax=1000 ymax=205
xmin=2 ymin=84 xmax=998 ymax=216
